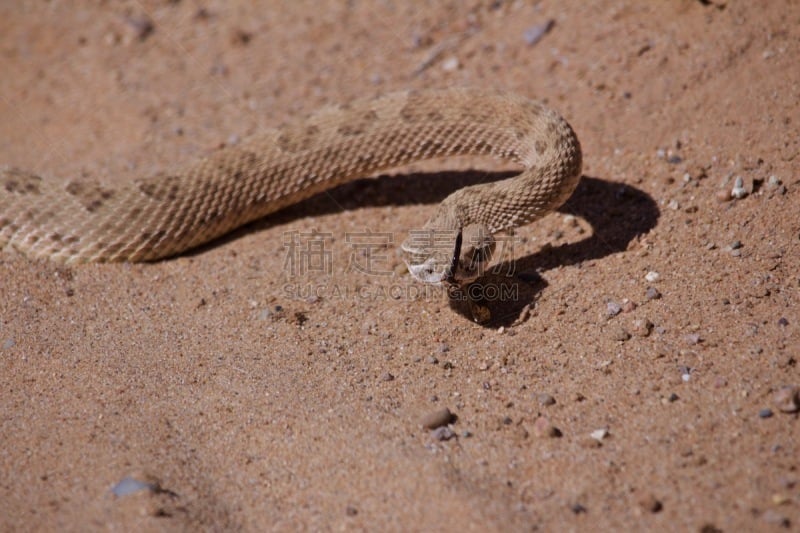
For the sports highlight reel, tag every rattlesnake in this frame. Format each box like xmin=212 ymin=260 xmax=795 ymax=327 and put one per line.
xmin=0 ymin=89 xmax=582 ymax=285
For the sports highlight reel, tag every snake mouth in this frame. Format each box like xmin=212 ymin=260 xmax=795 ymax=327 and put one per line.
xmin=443 ymin=229 xmax=463 ymax=285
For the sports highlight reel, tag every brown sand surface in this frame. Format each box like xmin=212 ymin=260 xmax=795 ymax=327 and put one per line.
xmin=1 ymin=1 xmax=798 ymax=530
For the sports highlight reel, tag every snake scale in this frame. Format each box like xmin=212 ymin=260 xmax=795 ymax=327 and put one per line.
xmin=0 ymin=89 xmax=582 ymax=284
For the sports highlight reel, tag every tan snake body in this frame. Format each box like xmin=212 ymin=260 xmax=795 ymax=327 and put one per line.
xmin=0 ymin=89 xmax=582 ymax=283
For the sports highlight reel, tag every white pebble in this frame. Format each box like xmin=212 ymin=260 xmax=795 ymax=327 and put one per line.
xmin=441 ymin=56 xmax=460 ymax=71
xmin=590 ymin=428 xmax=608 ymax=441
xmin=731 ymin=176 xmax=748 ymax=199
xmin=645 ymin=271 xmax=660 ymax=283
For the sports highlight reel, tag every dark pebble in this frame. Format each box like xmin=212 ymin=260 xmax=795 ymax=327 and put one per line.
xmin=759 ymin=408 xmax=774 ymax=419
xmin=570 ymin=502 xmax=587 ymax=514
xmin=345 ymin=506 xmax=358 ymax=516
xmin=778 ymin=317 xmax=789 ymax=327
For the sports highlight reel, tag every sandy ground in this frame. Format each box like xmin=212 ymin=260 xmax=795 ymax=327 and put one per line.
xmin=1 ymin=1 xmax=798 ymax=531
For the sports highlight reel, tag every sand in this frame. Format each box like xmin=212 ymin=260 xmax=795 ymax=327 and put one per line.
xmin=1 ymin=1 xmax=798 ymax=530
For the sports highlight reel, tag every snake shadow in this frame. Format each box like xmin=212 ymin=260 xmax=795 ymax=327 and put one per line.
xmin=201 ymin=170 xmax=659 ymax=326
xmin=446 ymin=175 xmax=660 ymax=326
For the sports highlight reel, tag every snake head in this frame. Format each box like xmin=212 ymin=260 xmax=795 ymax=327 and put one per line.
xmin=401 ymin=224 xmax=496 ymax=287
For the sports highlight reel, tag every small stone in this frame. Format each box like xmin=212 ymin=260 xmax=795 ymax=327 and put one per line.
xmin=645 ymin=287 xmax=662 ymax=300
xmin=761 ymin=510 xmax=791 ymax=528
xmin=438 ymin=343 xmax=450 ymax=354
xmin=730 ymin=240 xmax=742 ymax=250
xmin=731 ymin=176 xmax=748 ymax=199
xmin=570 ymin=502 xmax=587 ymax=514
xmin=759 ymin=408 xmax=774 ymax=419
xmin=125 ymin=14 xmax=155 ymax=41
xmin=590 ymin=428 xmax=608 ymax=441
xmin=523 ymin=19 xmax=555 ymax=46
xmin=667 ymin=393 xmax=679 ymax=403
xmin=610 ymin=326 xmax=631 ymax=342
xmin=426 ymin=355 xmax=439 ymax=365
xmin=715 ymin=188 xmax=732 ymax=202
xmin=420 ymin=407 xmax=455 ymax=429
xmin=431 ymin=426 xmax=456 ymax=441
xmin=606 ymin=301 xmax=622 ymax=317
xmin=638 ymin=494 xmax=663 ymax=513
xmin=773 ymin=386 xmax=800 ymax=413
xmin=537 ymin=393 xmax=556 ymax=406
xmin=111 ymin=476 xmax=156 ymax=497
xmin=684 ymin=333 xmax=702 ymax=345
xmin=345 ymin=506 xmax=358 ymax=516
xmin=621 ymin=300 xmax=637 ymax=313
xmin=645 ymin=271 xmax=660 ymax=283
xmin=631 ymin=318 xmax=654 ymax=337
xmin=778 ymin=317 xmax=789 ymax=327
xmin=441 ymin=56 xmax=460 ymax=71
xmin=668 ymin=199 xmax=680 ymax=210
xmin=532 ymin=416 xmax=560 ymax=438
xmin=667 ymin=155 xmax=682 ymax=165
xmin=381 ymin=372 xmax=395 ymax=382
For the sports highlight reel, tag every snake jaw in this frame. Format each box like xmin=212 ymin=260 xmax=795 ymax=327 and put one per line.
xmin=402 ymin=225 xmax=496 ymax=287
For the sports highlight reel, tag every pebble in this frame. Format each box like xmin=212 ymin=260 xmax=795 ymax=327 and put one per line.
xmin=590 ymin=428 xmax=608 ymax=441
xmin=426 ymin=355 xmax=439 ymax=365
xmin=731 ymin=176 xmax=748 ymax=199
xmin=645 ymin=287 xmax=662 ymax=300
xmin=715 ymin=188 xmax=732 ymax=202
xmin=610 ymin=326 xmax=631 ymax=342
xmin=441 ymin=56 xmax=460 ymax=71
xmin=420 ymin=407 xmax=455 ymax=429
xmin=381 ymin=372 xmax=395 ymax=382
xmin=2 ymin=338 xmax=14 ymax=350
xmin=631 ymin=318 xmax=653 ymax=337
xmin=638 ymin=494 xmax=663 ymax=513
xmin=537 ymin=393 xmax=556 ymax=406
xmin=125 ymin=14 xmax=155 ymax=41
xmin=111 ymin=476 xmax=156 ymax=497
xmin=621 ymin=300 xmax=637 ymax=313
xmin=773 ymin=386 xmax=800 ymax=413
xmin=777 ymin=317 xmax=789 ymax=327
xmin=570 ymin=502 xmax=587 ymax=514
xmin=761 ymin=510 xmax=791 ymax=528
xmin=730 ymin=240 xmax=742 ymax=250
xmin=345 ymin=505 xmax=358 ymax=516
xmin=523 ymin=19 xmax=555 ymax=46
xmin=431 ymin=426 xmax=456 ymax=441
xmin=645 ymin=271 xmax=660 ymax=283
xmin=606 ymin=301 xmax=622 ymax=317
xmin=684 ymin=333 xmax=702 ymax=345
xmin=759 ymin=408 xmax=774 ymax=419
xmin=532 ymin=416 xmax=560 ymax=438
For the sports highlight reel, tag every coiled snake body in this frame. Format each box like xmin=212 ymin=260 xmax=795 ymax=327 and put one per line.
xmin=0 ymin=89 xmax=582 ymax=285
